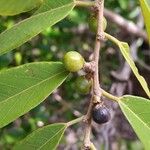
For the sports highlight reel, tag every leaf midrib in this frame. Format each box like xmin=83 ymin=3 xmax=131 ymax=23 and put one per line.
xmin=0 ymin=70 xmax=66 ymax=104
xmin=120 ymin=100 xmax=150 ymax=132
xmin=38 ymin=126 xmax=66 ymax=150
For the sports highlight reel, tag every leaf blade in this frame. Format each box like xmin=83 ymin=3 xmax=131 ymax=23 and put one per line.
xmin=105 ymin=33 xmax=150 ymax=98
xmin=118 ymin=42 xmax=150 ymax=98
xmin=0 ymin=1 xmax=75 ymax=56
xmin=0 ymin=0 xmax=42 ymax=16
xmin=119 ymin=95 xmax=150 ymax=150
xmin=0 ymin=62 xmax=69 ymax=128
xmin=13 ymin=123 xmax=67 ymax=150
xmin=35 ymin=0 xmax=73 ymax=14
xmin=139 ymin=0 xmax=150 ymax=43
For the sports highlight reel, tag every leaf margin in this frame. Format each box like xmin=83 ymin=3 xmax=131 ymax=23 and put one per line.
xmin=13 ymin=123 xmax=67 ymax=150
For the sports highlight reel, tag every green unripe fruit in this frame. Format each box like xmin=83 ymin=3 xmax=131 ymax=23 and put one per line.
xmin=89 ymin=16 xmax=107 ymax=32
xmin=76 ymin=76 xmax=92 ymax=94
xmin=63 ymin=51 xmax=85 ymax=72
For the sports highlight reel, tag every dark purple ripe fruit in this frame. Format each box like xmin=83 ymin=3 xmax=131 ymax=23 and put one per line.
xmin=92 ymin=104 xmax=111 ymax=124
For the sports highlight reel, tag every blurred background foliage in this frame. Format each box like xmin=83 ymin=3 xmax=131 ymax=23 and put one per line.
xmin=0 ymin=0 xmax=149 ymax=149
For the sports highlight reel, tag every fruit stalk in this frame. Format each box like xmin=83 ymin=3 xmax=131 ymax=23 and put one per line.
xmin=75 ymin=1 xmax=95 ymax=7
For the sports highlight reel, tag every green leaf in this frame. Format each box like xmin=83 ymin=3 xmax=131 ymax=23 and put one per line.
xmin=0 ymin=0 xmax=42 ymax=16
xmin=139 ymin=0 xmax=150 ymax=43
xmin=118 ymin=42 xmax=150 ymax=98
xmin=119 ymin=95 xmax=150 ymax=150
xmin=105 ymin=33 xmax=150 ymax=98
xmin=13 ymin=123 xmax=67 ymax=150
xmin=0 ymin=62 xmax=69 ymax=128
xmin=0 ymin=0 xmax=75 ymax=56
xmin=35 ymin=0 xmax=73 ymax=14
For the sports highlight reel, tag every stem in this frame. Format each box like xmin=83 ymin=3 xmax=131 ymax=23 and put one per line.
xmin=83 ymin=121 xmax=92 ymax=149
xmin=67 ymin=116 xmax=84 ymax=127
xmin=85 ymin=95 xmax=93 ymax=120
xmin=83 ymin=0 xmax=105 ymax=149
xmin=93 ymin=0 xmax=104 ymax=98
xmin=82 ymin=95 xmax=93 ymax=149
xmin=104 ymin=32 xmax=120 ymax=46
xmin=75 ymin=1 xmax=95 ymax=7
xmin=102 ymin=89 xmax=120 ymax=101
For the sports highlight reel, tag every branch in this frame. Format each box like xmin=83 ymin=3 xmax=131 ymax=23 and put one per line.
xmin=93 ymin=0 xmax=104 ymax=98
xmin=83 ymin=120 xmax=92 ymax=149
xmin=82 ymin=95 xmax=93 ymax=149
xmin=83 ymin=0 xmax=105 ymax=149
xmin=104 ymin=9 xmax=148 ymax=42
